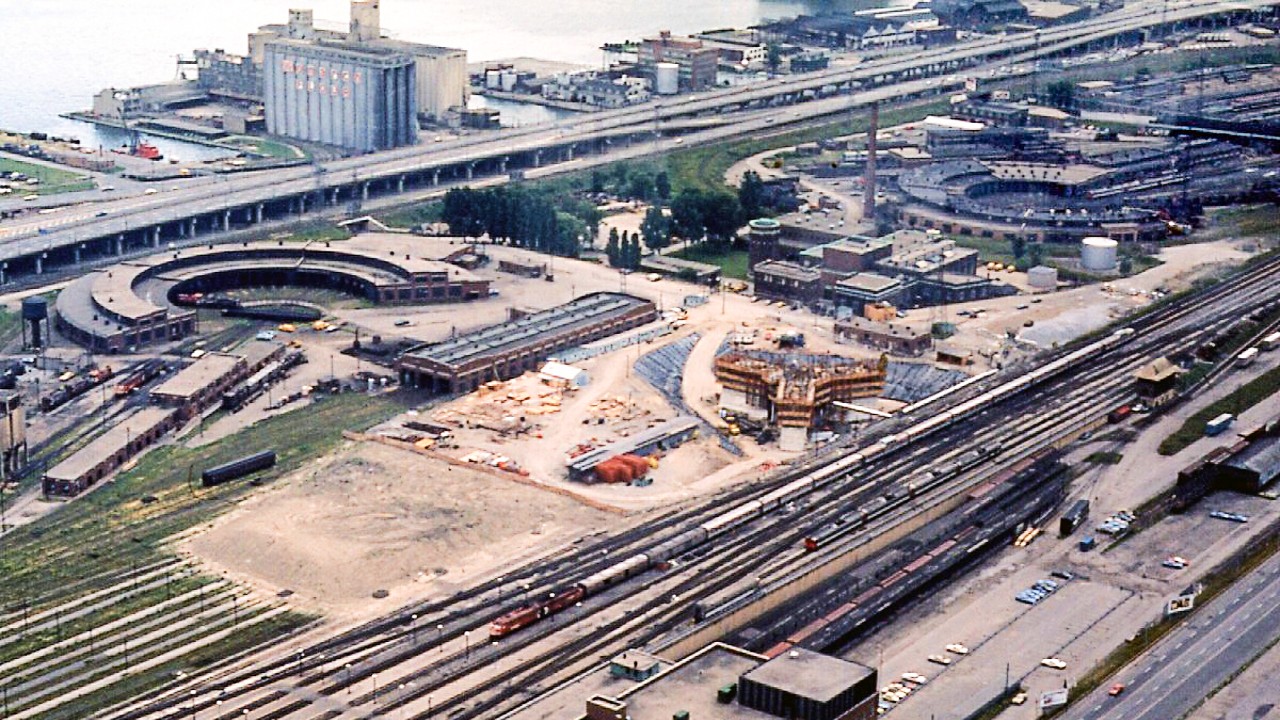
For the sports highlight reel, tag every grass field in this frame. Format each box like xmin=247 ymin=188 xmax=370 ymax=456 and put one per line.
xmin=664 ymin=97 xmax=954 ymax=196
xmin=672 ymin=244 xmax=751 ymax=280
xmin=0 ymin=157 xmax=94 ymax=195
xmin=379 ymin=202 xmax=442 ymax=229
xmin=223 ymin=136 xmax=307 ymax=160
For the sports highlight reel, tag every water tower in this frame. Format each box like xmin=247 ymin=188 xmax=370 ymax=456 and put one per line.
xmin=21 ymin=296 xmax=48 ymax=350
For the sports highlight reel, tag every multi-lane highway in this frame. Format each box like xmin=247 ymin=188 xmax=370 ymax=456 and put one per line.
xmin=1064 ymin=543 xmax=1280 ymax=720
xmin=0 ymin=0 xmax=1271 ymax=278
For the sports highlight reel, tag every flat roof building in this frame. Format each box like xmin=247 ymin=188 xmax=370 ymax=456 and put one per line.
xmin=43 ymin=406 xmax=180 ymax=497
xmin=263 ymin=39 xmax=417 ymax=151
xmin=832 ymin=272 xmax=908 ymax=309
xmin=836 ymin=316 xmax=933 ymax=356
xmin=152 ymin=352 xmax=248 ymax=418
xmin=397 ymin=293 xmax=658 ymax=394
xmin=753 ymin=261 xmax=823 ymax=306
xmin=739 ymin=648 xmax=879 ymax=720
xmin=572 ymin=644 xmax=878 ymax=720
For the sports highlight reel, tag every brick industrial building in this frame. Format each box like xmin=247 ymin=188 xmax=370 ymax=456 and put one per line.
xmin=55 ymin=235 xmax=488 ymax=354
xmin=397 ymin=293 xmax=658 ymax=394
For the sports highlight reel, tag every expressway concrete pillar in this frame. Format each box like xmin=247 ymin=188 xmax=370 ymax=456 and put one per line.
xmin=35 ymin=255 xmax=43 ymax=275
xmin=396 ymin=175 xmax=405 ymax=193
xmin=532 ymin=150 xmax=541 ymax=168
xmin=465 ymin=163 xmax=474 ymax=180
xmin=178 ymin=221 xmax=185 ymax=238
xmin=255 ymin=203 xmax=264 ymax=223
xmin=0 ymin=265 xmax=6 ymax=285
xmin=564 ymin=146 xmax=574 ymax=162
xmin=498 ymin=157 xmax=507 ymax=173
xmin=152 ymin=226 xmax=161 ymax=247
xmin=115 ymin=234 xmax=124 ymax=256
xmin=432 ymin=169 xmax=440 ymax=186
xmin=189 ymin=218 xmax=198 ymax=236
xmin=362 ymin=182 xmax=370 ymax=200
xmin=222 ymin=211 xmax=231 ymax=231
xmin=330 ymin=188 xmax=340 ymax=205
xmin=299 ymin=195 xmax=307 ymax=214
xmin=74 ymin=245 xmax=82 ymax=264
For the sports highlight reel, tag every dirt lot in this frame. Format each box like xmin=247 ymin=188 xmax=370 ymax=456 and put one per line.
xmin=182 ymin=440 xmax=615 ymax=621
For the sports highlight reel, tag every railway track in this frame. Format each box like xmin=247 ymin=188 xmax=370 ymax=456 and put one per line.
xmin=80 ymin=252 xmax=1280 ymax=720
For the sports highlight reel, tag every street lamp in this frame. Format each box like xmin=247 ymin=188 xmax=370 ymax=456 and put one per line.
xmin=410 ymin=613 xmax=418 ymax=643
xmin=437 ymin=623 xmax=444 ymax=651
xmin=344 ymin=663 xmax=352 ymax=694
xmin=464 ymin=630 xmax=471 ymax=660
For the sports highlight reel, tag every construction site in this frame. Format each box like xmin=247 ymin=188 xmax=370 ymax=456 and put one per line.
xmin=715 ymin=351 xmax=890 ymax=451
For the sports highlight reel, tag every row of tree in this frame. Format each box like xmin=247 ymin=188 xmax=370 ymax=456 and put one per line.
xmin=605 ymin=228 xmax=645 ymax=270
xmin=441 ymin=186 xmax=597 ymax=256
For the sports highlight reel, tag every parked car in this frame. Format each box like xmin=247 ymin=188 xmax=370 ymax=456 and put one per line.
xmin=1041 ymin=658 xmax=1067 ymax=670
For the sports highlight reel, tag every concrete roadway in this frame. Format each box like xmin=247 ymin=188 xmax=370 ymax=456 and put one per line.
xmin=1062 ymin=548 xmax=1280 ymax=720
xmin=0 ymin=0 xmax=1269 ymax=263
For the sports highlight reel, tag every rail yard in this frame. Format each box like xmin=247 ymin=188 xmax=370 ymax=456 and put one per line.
xmin=18 ymin=247 xmax=1262 ymax=720
xmin=2 ymin=1 xmax=1280 ymax=717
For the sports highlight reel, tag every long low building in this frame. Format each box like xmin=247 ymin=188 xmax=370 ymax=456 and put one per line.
xmin=43 ymin=406 xmax=180 ymax=497
xmin=396 ymin=292 xmax=658 ymax=393
xmin=55 ymin=235 xmax=489 ymax=353
xmin=566 ymin=416 xmax=701 ymax=481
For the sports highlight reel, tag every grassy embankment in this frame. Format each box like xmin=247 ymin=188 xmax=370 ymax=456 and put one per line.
xmin=0 ymin=157 xmax=94 ymax=195
xmin=1158 ymin=364 xmax=1280 ymax=456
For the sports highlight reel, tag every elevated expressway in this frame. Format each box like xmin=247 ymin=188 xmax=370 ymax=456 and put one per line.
xmin=0 ymin=0 xmax=1271 ymax=283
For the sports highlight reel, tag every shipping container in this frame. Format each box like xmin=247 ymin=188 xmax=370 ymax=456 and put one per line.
xmin=1060 ymin=499 xmax=1090 ymax=536
xmin=1205 ymin=413 xmax=1235 ymax=437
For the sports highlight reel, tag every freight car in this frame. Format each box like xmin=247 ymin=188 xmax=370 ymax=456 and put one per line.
xmin=1059 ymin=499 xmax=1090 ymax=536
xmin=114 ymin=359 xmax=167 ymax=397
xmin=40 ymin=365 xmax=115 ymax=411
xmin=201 ymin=450 xmax=277 ymax=487
xmin=485 ymin=328 xmax=1137 ymax=640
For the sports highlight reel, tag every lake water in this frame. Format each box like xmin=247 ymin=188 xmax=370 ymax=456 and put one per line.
xmin=0 ymin=0 xmax=870 ymax=158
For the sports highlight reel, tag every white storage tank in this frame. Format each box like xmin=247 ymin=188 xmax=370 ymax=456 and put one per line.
xmin=1027 ymin=265 xmax=1058 ymax=290
xmin=655 ymin=62 xmax=680 ymax=95
xmin=485 ymin=69 xmax=501 ymax=89
xmin=500 ymin=70 xmax=518 ymax=92
xmin=1081 ymin=236 xmax=1118 ymax=272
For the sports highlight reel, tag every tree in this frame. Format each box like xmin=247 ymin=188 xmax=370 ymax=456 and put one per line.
xmin=1011 ymin=235 xmax=1027 ymax=260
xmin=766 ymin=44 xmax=782 ymax=75
xmin=700 ymin=192 xmax=744 ymax=246
xmin=641 ymin=206 xmax=671 ymax=252
xmin=654 ymin=171 xmax=671 ymax=200
xmin=670 ymin=189 xmax=706 ymax=244
xmin=1119 ymin=255 xmax=1134 ymax=275
xmin=590 ymin=170 xmax=605 ymax=193
xmin=1028 ymin=242 xmax=1045 ymax=268
xmin=1045 ymin=79 xmax=1075 ymax=110
xmin=738 ymin=170 xmax=766 ymax=220
xmin=628 ymin=172 xmax=655 ymax=202
xmin=606 ymin=227 xmax=621 ymax=267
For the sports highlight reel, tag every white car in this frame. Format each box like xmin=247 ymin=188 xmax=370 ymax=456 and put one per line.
xmin=927 ymin=654 xmax=952 ymax=666
xmin=902 ymin=672 xmax=928 ymax=684
xmin=1041 ymin=658 xmax=1067 ymax=670
xmin=945 ymin=643 xmax=970 ymax=655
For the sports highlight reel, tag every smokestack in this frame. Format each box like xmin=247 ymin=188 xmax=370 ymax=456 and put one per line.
xmin=864 ymin=102 xmax=878 ymax=222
